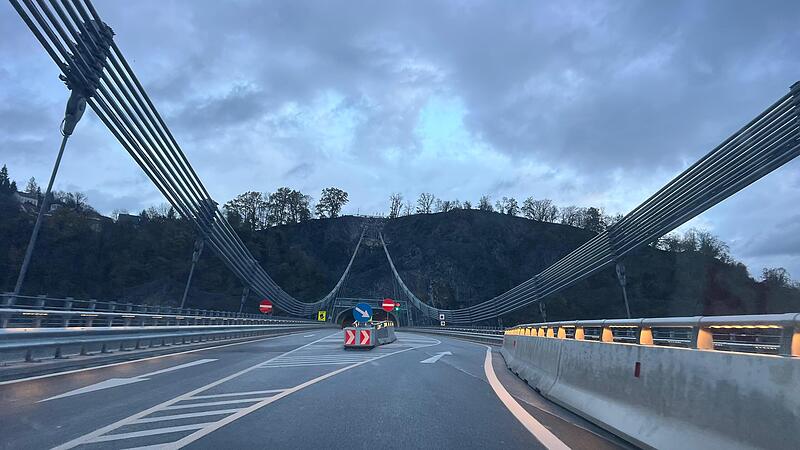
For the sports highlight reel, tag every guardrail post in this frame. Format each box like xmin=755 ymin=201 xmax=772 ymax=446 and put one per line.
xmin=33 ymin=295 xmax=47 ymax=327
xmin=1 ymin=292 xmax=14 ymax=307
xmin=125 ymin=302 xmax=133 ymax=312
xmin=63 ymin=297 xmax=74 ymax=310
xmin=88 ymin=299 xmax=97 ymax=311
xmin=108 ymin=301 xmax=117 ymax=312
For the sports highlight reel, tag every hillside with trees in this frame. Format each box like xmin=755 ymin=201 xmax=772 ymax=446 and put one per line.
xmin=1 ymin=163 xmax=798 ymax=322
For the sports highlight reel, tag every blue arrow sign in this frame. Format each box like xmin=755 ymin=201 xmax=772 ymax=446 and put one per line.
xmin=353 ymin=303 xmax=373 ymax=322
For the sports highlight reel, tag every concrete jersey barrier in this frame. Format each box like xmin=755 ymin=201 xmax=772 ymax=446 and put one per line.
xmin=501 ymin=334 xmax=800 ymax=450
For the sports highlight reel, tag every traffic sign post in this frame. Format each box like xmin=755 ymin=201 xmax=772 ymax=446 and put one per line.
xmin=353 ymin=302 xmax=372 ymax=323
xmin=259 ymin=299 xmax=273 ymax=314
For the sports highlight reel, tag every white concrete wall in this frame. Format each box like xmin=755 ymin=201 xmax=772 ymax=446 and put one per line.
xmin=502 ymin=335 xmax=800 ymax=449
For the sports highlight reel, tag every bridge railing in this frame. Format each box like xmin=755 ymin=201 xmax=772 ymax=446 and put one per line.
xmin=0 ymin=323 xmax=330 ymax=371
xmin=506 ymin=313 xmax=800 ymax=357
xmin=405 ymin=326 xmax=505 ymax=344
xmin=0 ymin=293 xmax=314 ymax=328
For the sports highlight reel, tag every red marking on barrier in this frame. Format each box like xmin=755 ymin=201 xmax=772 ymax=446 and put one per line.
xmin=359 ymin=329 xmax=371 ymax=345
xmin=345 ymin=329 xmax=356 ymax=345
xmin=634 ymin=361 xmax=641 ymax=378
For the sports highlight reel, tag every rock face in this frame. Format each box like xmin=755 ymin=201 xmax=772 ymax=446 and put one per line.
xmin=253 ymin=210 xmax=799 ymax=323
xmin=3 ymin=202 xmax=798 ymax=321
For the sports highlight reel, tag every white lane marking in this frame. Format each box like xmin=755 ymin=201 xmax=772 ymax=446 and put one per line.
xmin=162 ymin=398 xmax=266 ymax=410
xmin=191 ymin=389 xmax=285 ymax=400
xmin=259 ymin=362 xmax=352 ymax=368
xmin=39 ymin=359 xmax=217 ymax=402
xmin=87 ymin=423 xmax=215 ymax=443
xmin=303 ymin=334 xmax=315 ymax=337
xmin=54 ymin=333 xmax=440 ymax=450
xmin=420 ymin=351 xmax=452 ymax=364
xmin=53 ymin=332 xmax=340 ymax=450
xmin=164 ymin=339 xmax=441 ymax=449
xmin=137 ymin=359 xmax=217 ymax=378
xmin=483 ymin=346 xmax=570 ymax=450
xmin=0 ymin=331 xmax=305 ymax=386
xmin=133 ymin=409 xmax=242 ymax=424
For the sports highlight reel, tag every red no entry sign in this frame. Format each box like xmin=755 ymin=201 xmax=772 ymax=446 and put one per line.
xmin=382 ymin=298 xmax=395 ymax=312
xmin=259 ymin=299 xmax=273 ymax=314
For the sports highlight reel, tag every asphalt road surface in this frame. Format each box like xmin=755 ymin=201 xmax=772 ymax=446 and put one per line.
xmin=0 ymin=331 xmax=631 ymax=449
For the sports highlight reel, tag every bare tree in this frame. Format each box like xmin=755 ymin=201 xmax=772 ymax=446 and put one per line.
xmin=559 ymin=205 xmax=585 ymax=227
xmin=478 ymin=195 xmax=493 ymax=211
xmin=463 ymin=200 xmax=472 ymax=209
xmin=504 ymin=197 xmax=519 ymax=216
xmin=388 ymin=193 xmax=403 ymax=219
xmin=24 ymin=177 xmax=39 ymax=194
xmin=522 ymin=198 xmax=558 ymax=222
xmin=416 ymin=193 xmax=435 ymax=214
xmin=403 ymin=200 xmax=413 ymax=216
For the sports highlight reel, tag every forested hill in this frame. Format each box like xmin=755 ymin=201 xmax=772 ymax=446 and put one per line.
xmin=1 ymin=190 xmax=799 ymax=322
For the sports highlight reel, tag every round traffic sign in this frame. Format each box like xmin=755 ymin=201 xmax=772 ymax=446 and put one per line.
xmin=382 ymin=298 xmax=395 ymax=312
xmin=353 ymin=302 xmax=373 ymax=322
xmin=259 ymin=299 xmax=273 ymax=314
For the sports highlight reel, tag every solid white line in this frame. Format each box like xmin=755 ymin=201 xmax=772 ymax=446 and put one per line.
xmin=133 ymin=409 xmax=241 ymax=424
xmin=52 ymin=332 xmax=340 ymax=450
xmin=86 ymin=423 xmax=215 ymax=443
xmin=162 ymin=397 xmax=268 ymax=410
xmin=483 ymin=346 xmax=570 ymax=450
xmin=303 ymin=334 xmax=315 ymax=337
xmin=0 ymin=332 xmax=305 ymax=386
xmin=190 ymin=389 xmax=285 ymax=399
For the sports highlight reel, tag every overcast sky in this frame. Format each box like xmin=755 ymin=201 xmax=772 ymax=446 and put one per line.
xmin=1 ymin=0 xmax=799 ymax=279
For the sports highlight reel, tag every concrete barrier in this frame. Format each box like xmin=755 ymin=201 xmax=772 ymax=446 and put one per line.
xmin=502 ymin=334 xmax=800 ymax=449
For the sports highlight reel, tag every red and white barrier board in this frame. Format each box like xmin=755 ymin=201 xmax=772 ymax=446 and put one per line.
xmin=344 ymin=326 xmax=374 ymax=348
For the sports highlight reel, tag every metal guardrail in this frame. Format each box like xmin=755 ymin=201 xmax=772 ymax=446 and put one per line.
xmin=405 ymin=327 xmax=505 ymax=344
xmin=1 ymin=293 xmax=315 ymax=328
xmin=506 ymin=313 xmax=800 ymax=357
xmin=0 ymin=323 xmax=330 ymax=364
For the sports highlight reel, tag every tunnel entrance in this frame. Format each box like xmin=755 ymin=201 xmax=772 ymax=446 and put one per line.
xmin=336 ymin=307 xmax=398 ymax=328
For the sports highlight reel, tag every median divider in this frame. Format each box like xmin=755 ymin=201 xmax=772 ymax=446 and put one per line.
xmin=502 ymin=315 xmax=800 ymax=450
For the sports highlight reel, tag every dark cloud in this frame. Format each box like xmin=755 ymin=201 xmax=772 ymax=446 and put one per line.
xmin=1 ymin=0 xmax=799 ymax=277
